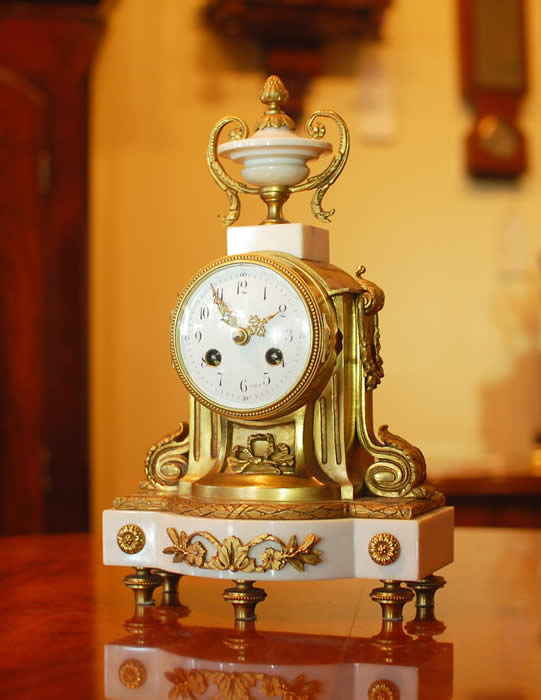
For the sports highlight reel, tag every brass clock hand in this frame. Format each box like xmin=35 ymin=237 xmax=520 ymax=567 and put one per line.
xmin=211 ymin=284 xmax=253 ymax=345
xmin=247 ymin=309 xmax=280 ymax=337
xmin=211 ymin=284 xmax=241 ymax=328
xmin=211 ymin=286 xmax=281 ymax=344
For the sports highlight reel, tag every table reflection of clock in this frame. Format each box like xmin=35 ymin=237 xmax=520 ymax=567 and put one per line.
xmin=171 ymin=253 xmax=338 ymax=419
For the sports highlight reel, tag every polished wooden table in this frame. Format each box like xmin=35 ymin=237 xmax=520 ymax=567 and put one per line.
xmin=2 ymin=527 xmax=541 ymax=698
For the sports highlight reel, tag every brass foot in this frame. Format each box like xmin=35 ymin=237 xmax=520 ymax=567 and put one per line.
xmin=152 ymin=570 xmax=183 ymax=607
xmin=370 ymin=580 xmax=414 ymax=623
xmin=406 ymin=574 xmax=446 ymax=612
xmin=223 ymin=580 xmax=266 ymax=630
xmin=123 ymin=567 xmax=163 ymax=606
xmin=405 ymin=574 xmax=446 ymax=637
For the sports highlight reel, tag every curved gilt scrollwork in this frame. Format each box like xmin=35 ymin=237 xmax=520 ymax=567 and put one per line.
xmin=142 ymin=423 xmax=190 ymax=491
xmin=206 ymin=116 xmax=258 ymax=226
xmin=356 ymin=383 xmax=427 ymax=497
xmin=362 ymin=423 xmax=427 ymax=498
xmin=291 ymin=110 xmax=350 ymax=223
xmin=355 ymin=268 xmax=427 ymax=497
xmin=356 ymin=265 xmax=385 ymax=315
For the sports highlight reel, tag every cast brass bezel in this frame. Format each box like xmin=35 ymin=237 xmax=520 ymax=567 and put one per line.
xmin=171 ymin=253 xmax=336 ymax=420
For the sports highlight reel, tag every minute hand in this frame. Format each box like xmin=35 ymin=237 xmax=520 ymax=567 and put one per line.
xmin=247 ymin=310 xmax=280 ymax=337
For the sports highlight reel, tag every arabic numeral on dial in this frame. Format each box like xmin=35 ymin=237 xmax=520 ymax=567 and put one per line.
xmin=263 ymin=372 xmax=271 ymax=385
xmin=217 ymin=372 xmax=223 ymax=387
xmin=263 ymin=286 xmax=267 ymax=300
xmin=284 ymin=329 xmax=293 ymax=343
xmin=236 ymin=279 xmax=248 ymax=295
xmin=201 ymin=356 xmax=207 ymax=368
xmin=195 ymin=330 xmax=202 ymax=342
xmin=214 ymin=287 xmax=224 ymax=300
xmin=200 ymin=306 xmax=210 ymax=320
xmin=240 ymin=378 xmax=247 ymax=393
xmin=278 ymin=304 xmax=287 ymax=316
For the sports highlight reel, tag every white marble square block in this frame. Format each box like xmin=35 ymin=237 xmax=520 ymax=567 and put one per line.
xmin=227 ymin=223 xmax=329 ymax=262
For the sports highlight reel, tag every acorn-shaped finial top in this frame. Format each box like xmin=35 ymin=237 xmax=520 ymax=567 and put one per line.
xmin=255 ymin=75 xmax=296 ymax=131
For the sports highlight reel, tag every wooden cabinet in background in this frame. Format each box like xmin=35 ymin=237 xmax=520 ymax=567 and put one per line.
xmin=0 ymin=4 xmax=104 ymax=534
xmin=432 ymin=473 xmax=541 ymax=528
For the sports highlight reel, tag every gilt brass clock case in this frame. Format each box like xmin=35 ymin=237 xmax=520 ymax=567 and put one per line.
xmin=170 ymin=252 xmax=339 ymax=420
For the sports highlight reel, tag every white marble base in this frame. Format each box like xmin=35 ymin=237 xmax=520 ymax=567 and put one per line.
xmin=227 ymin=223 xmax=329 ymax=262
xmin=102 ymin=506 xmax=454 ymax=582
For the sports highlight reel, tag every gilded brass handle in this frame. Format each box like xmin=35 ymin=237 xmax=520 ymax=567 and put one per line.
xmin=206 ymin=115 xmax=258 ymax=226
xmin=291 ymin=110 xmax=350 ymax=223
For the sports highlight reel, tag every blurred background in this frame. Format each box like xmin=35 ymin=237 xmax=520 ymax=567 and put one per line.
xmin=1 ymin=0 xmax=540 ymax=535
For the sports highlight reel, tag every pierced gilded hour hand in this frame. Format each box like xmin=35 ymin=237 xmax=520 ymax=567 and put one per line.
xmin=211 ymin=284 xmax=240 ymax=328
xmin=247 ymin=309 xmax=280 ymax=337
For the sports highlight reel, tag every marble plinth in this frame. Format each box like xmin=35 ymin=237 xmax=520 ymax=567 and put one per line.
xmin=227 ymin=223 xmax=329 ymax=262
xmin=103 ymin=506 xmax=454 ymax=582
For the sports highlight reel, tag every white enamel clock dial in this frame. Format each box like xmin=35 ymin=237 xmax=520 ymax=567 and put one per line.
xmin=171 ymin=255 xmax=330 ymax=418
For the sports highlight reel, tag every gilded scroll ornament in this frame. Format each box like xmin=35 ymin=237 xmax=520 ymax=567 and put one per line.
xmin=206 ymin=116 xmax=257 ymax=227
xmin=142 ymin=422 xmax=189 ymax=491
xmin=289 ymin=260 xmax=428 ymax=502
xmin=355 ymin=270 xmax=426 ymax=498
xmin=163 ymin=529 xmax=321 ymax=573
xmin=165 ymin=667 xmax=320 ymax=700
xmin=368 ymin=533 xmax=401 ymax=566
xmin=118 ymin=659 xmax=147 ymax=690
xmin=291 ymin=110 xmax=350 ymax=223
xmin=227 ymin=433 xmax=295 ymax=474
xmin=117 ymin=524 xmax=145 ymax=554
xmin=361 ymin=424 xmax=427 ymax=499
xmin=355 ymin=265 xmax=385 ymax=315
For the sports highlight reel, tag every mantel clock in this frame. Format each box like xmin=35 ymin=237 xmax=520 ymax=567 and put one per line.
xmin=103 ymin=76 xmax=454 ymax=626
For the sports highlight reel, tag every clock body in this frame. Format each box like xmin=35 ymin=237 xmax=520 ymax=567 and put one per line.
xmin=101 ymin=78 xmax=449 ymax=602
xmin=169 ymin=251 xmax=370 ymax=503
